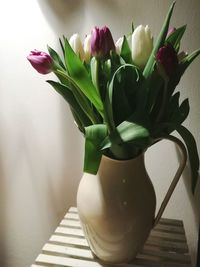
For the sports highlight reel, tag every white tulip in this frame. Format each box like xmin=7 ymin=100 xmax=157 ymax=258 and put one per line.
xmin=83 ymin=34 xmax=92 ymax=63
xmin=69 ymin=33 xmax=85 ymax=61
xmin=115 ymin=37 xmax=124 ymax=55
xmin=131 ymin=25 xmax=153 ymax=68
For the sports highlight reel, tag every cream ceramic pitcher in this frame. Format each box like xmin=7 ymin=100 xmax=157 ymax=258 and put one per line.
xmin=77 ymin=135 xmax=187 ymax=264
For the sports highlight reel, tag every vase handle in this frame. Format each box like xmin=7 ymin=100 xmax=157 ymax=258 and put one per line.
xmin=153 ymin=135 xmax=187 ymax=227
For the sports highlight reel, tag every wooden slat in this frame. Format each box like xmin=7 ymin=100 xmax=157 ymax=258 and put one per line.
xmin=150 ymin=229 xmax=186 ymax=242
xmin=42 ymin=243 xmax=94 ymax=259
xmin=35 ymin=254 xmax=143 ymax=267
xmin=146 ymin=237 xmax=188 ymax=253
xmin=49 ymin=235 xmax=89 ymax=247
xmin=140 ymin=247 xmax=191 ymax=263
xmin=134 ymin=256 xmax=191 ymax=267
xmin=159 ymin=218 xmax=183 ymax=227
xmin=60 ymin=219 xmax=81 ymax=228
xmin=36 ymin=254 xmax=106 ymax=267
xmin=154 ymin=223 xmax=185 ymax=234
xmin=42 ymin=244 xmax=191 ymax=266
xmin=55 ymin=226 xmax=84 ymax=237
xmin=65 ymin=213 xmax=79 ymax=220
xmin=69 ymin=207 xmax=78 ymax=213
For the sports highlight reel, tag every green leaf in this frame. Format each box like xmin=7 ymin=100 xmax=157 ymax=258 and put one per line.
xmin=180 ymin=49 xmax=200 ymax=74
xmin=120 ymin=36 xmax=132 ymax=64
xmin=131 ymin=22 xmax=134 ymax=33
xmin=165 ymin=48 xmax=200 ymax=98
xmin=176 ymin=125 xmax=199 ymax=193
xmin=84 ymin=124 xmax=108 ymax=174
xmin=101 ymin=120 xmax=150 ymax=150
xmin=165 ymin=92 xmax=180 ymax=119
xmin=59 ymin=38 xmax=65 ymax=58
xmin=70 ymin=107 xmax=85 ymax=133
xmin=116 ymin=120 xmax=150 ymax=144
xmin=47 ymin=80 xmax=92 ymax=130
xmin=171 ymin=98 xmax=190 ymax=125
xmin=146 ymin=73 xmax=164 ymax=114
xmin=108 ymin=66 xmax=132 ymax=125
xmin=47 ymin=45 xmax=66 ymax=70
xmin=63 ymin=37 xmax=104 ymax=116
xmin=157 ymin=92 xmax=180 ymax=133
xmin=166 ymin=25 xmax=187 ymax=51
xmin=151 ymin=95 xmax=190 ymax=136
xmin=143 ymin=2 xmax=176 ymax=79
xmin=55 ymin=70 xmax=100 ymax=124
xmin=90 ymin=57 xmax=108 ymax=100
xmin=105 ymin=64 xmax=142 ymax=130
xmin=164 ymin=48 xmax=200 ymax=99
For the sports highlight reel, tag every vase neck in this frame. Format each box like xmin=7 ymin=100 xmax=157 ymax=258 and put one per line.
xmin=100 ymin=154 xmax=145 ymax=173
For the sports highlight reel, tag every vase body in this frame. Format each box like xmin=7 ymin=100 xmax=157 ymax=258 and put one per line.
xmin=77 ymin=154 xmax=156 ymax=264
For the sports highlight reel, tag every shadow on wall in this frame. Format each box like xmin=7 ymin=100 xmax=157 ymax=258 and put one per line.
xmin=37 ymin=0 xmax=85 ymax=35
xmin=176 ymin=144 xmax=200 ymax=265
xmin=37 ymin=0 xmax=122 ymax=37
xmin=183 ymin=164 xmax=200 ymax=224
xmin=176 ymin=144 xmax=200 ymax=224
xmin=183 ymin=165 xmax=200 ymax=265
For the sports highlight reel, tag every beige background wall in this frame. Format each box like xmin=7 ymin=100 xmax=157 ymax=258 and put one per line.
xmin=0 ymin=0 xmax=199 ymax=266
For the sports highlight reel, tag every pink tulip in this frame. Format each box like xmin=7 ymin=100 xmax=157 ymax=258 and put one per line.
xmin=156 ymin=44 xmax=178 ymax=76
xmin=91 ymin=26 xmax=115 ymax=59
xmin=27 ymin=50 xmax=53 ymax=74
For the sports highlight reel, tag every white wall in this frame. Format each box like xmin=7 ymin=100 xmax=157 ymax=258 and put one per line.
xmin=0 ymin=1 xmax=199 ymax=267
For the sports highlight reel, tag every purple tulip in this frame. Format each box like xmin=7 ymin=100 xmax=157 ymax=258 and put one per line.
xmin=27 ymin=50 xmax=53 ymax=74
xmin=91 ymin=26 xmax=115 ymax=59
xmin=156 ymin=44 xmax=178 ymax=76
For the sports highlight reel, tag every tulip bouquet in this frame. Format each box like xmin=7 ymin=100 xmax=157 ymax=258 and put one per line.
xmin=28 ymin=3 xmax=200 ymax=192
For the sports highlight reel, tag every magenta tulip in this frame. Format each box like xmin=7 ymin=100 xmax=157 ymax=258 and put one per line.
xmin=156 ymin=44 xmax=178 ymax=76
xmin=91 ymin=26 xmax=115 ymax=59
xmin=27 ymin=50 xmax=53 ymax=74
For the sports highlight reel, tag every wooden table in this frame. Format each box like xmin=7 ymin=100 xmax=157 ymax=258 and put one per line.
xmin=31 ymin=207 xmax=192 ymax=267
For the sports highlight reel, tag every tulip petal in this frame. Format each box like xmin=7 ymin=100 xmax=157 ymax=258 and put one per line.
xmin=131 ymin=25 xmax=153 ymax=68
xmin=91 ymin=26 xmax=115 ymax=59
xmin=69 ymin=33 xmax=85 ymax=61
xmin=83 ymin=34 xmax=92 ymax=63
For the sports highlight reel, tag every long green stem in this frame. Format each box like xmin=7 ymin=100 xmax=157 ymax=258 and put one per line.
xmin=94 ymin=60 xmax=115 ymax=133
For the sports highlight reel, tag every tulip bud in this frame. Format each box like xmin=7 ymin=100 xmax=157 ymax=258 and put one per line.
xmin=131 ymin=25 xmax=153 ymax=68
xmin=115 ymin=37 xmax=124 ymax=55
xmin=69 ymin=33 xmax=85 ymax=61
xmin=166 ymin=27 xmax=176 ymax=38
xmin=91 ymin=26 xmax=115 ymax=59
xmin=27 ymin=50 xmax=53 ymax=74
xmin=83 ymin=34 xmax=92 ymax=63
xmin=156 ymin=44 xmax=178 ymax=76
